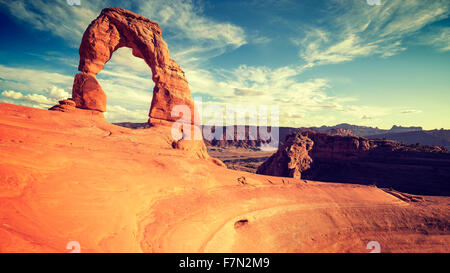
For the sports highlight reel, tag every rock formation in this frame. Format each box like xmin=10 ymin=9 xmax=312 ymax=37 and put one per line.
xmin=257 ymin=132 xmax=313 ymax=179
xmin=48 ymin=99 xmax=77 ymax=112
xmin=325 ymin=128 xmax=355 ymax=137
xmin=47 ymin=8 xmax=217 ymax=165
xmin=201 ymin=126 xmax=353 ymax=149
xmin=257 ymin=131 xmax=450 ymax=195
xmin=72 ymin=73 xmax=107 ymax=112
xmin=69 ymin=8 xmax=197 ymax=124
xmin=2 ymin=102 xmax=449 ymax=253
xmin=202 ymin=125 xmax=279 ymax=149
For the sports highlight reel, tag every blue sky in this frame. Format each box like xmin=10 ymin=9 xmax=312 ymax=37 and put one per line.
xmin=0 ymin=0 xmax=449 ymax=129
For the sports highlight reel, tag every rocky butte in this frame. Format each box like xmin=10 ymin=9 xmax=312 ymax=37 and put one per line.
xmin=0 ymin=8 xmax=449 ymax=253
xmin=257 ymin=131 xmax=450 ymax=196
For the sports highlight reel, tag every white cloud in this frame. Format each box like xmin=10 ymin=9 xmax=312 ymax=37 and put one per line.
xmin=1 ymin=0 xmax=100 ymax=47
xmin=96 ymin=48 xmax=154 ymax=110
xmin=401 ymin=109 xmax=423 ymax=114
xmin=23 ymin=93 xmax=53 ymax=105
xmin=0 ymin=50 xmax=154 ymax=122
xmin=104 ymin=105 xmax=149 ymax=123
xmin=302 ymin=33 xmax=378 ymax=65
xmin=297 ymin=0 xmax=450 ymax=66
xmin=184 ymin=63 xmax=376 ymax=127
xmin=0 ymin=65 xmax=73 ymax=93
xmin=418 ymin=26 xmax=450 ymax=51
xmin=136 ymin=0 xmax=247 ymax=65
xmin=234 ymin=88 xmax=265 ymax=96
xmin=1 ymin=90 xmax=53 ymax=106
xmin=1 ymin=90 xmax=23 ymax=100
xmin=138 ymin=0 xmax=246 ymax=47
xmin=2 ymin=0 xmax=438 ymax=127
xmin=47 ymin=86 xmax=70 ymax=100
xmin=1 ymin=0 xmax=247 ymax=66
xmin=103 ymin=47 xmax=150 ymax=74
xmin=251 ymin=36 xmax=271 ymax=44
xmin=0 ymin=66 xmax=72 ymax=107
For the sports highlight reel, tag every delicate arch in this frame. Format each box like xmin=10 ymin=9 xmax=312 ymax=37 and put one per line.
xmin=72 ymin=8 xmax=196 ymax=124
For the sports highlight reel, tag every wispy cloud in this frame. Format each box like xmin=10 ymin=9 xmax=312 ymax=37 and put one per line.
xmin=418 ymin=26 xmax=450 ymax=52
xmin=0 ymin=88 xmax=149 ymax=123
xmin=0 ymin=63 xmax=73 ymax=109
xmin=104 ymin=105 xmax=149 ymax=122
xmin=96 ymin=48 xmax=154 ymax=112
xmin=0 ymin=0 xmax=447 ymax=128
xmin=137 ymin=0 xmax=247 ymax=65
xmin=297 ymin=0 xmax=449 ymax=67
xmin=1 ymin=0 xmax=100 ymax=47
xmin=184 ymin=63 xmax=391 ymax=127
xmin=301 ymin=33 xmax=378 ymax=65
xmin=401 ymin=109 xmax=423 ymax=114
xmin=1 ymin=0 xmax=247 ymax=65
xmin=234 ymin=88 xmax=265 ymax=96
xmin=0 ymin=59 xmax=153 ymax=121
xmin=0 ymin=65 xmax=73 ymax=93
xmin=140 ymin=0 xmax=246 ymax=47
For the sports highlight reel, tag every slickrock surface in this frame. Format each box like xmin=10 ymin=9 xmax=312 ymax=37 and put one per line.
xmin=0 ymin=103 xmax=449 ymax=252
xmin=70 ymin=8 xmax=196 ymax=124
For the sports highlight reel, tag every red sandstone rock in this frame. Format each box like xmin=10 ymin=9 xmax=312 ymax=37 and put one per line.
xmin=1 ymin=103 xmax=450 ymax=253
xmin=73 ymin=8 xmax=196 ymax=124
xmin=257 ymin=130 xmax=450 ymax=195
xmin=48 ymin=99 xmax=77 ymax=112
xmin=58 ymin=99 xmax=76 ymax=107
xmin=172 ymin=124 xmax=210 ymax=159
xmin=325 ymin=128 xmax=355 ymax=137
xmin=257 ymin=132 xmax=313 ymax=179
xmin=301 ymin=130 xmax=373 ymax=161
xmin=72 ymin=73 xmax=106 ymax=112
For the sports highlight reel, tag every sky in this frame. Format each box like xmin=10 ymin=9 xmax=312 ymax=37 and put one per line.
xmin=0 ymin=0 xmax=449 ymax=130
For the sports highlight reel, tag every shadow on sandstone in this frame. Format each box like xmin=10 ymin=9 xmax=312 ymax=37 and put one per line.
xmin=257 ymin=131 xmax=450 ymax=196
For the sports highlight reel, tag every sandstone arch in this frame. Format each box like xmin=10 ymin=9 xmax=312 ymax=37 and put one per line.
xmin=72 ymin=8 xmax=196 ymax=124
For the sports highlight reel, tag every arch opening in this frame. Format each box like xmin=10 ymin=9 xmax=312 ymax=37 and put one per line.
xmin=70 ymin=8 xmax=197 ymax=125
xmin=96 ymin=47 xmax=153 ymax=124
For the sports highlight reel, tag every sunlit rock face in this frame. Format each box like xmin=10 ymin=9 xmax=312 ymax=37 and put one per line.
xmin=257 ymin=132 xmax=314 ymax=179
xmin=2 ymin=102 xmax=450 ymax=253
xmin=73 ymin=8 xmax=196 ymax=124
xmin=258 ymin=130 xmax=450 ymax=196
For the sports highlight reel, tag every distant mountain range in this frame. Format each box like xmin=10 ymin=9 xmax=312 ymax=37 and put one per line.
xmin=309 ymin=123 xmax=423 ymax=137
xmin=114 ymin=122 xmax=450 ymax=149
xmin=367 ymin=130 xmax=450 ymax=149
xmin=309 ymin=124 xmax=450 ymax=149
